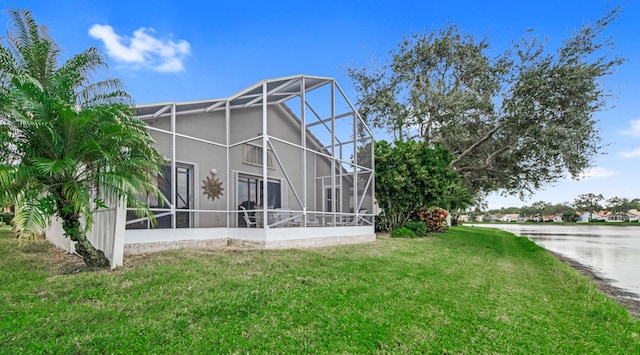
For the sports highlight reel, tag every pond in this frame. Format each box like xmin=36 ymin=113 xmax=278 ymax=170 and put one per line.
xmin=467 ymin=224 xmax=640 ymax=300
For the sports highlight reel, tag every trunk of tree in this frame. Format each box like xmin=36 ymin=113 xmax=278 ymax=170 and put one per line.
xmin=387 ymin=209 xmax=412 ymax=232
xmin=59 ymin=210 xmax=110 ymax=268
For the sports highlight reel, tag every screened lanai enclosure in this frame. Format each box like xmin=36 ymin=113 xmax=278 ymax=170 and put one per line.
xmin=124 ymin=75 xmax=375 ymax=250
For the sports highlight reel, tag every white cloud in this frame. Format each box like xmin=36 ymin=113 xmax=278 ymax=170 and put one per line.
xmin=88 ymin=24 xmax=190 ymax=73
xmin=620 ymin=118 xmax=640 ymax=137
xmin=578 ymin=166 xmax=619 ymax=179
xmin=620 ymin=147 xmax=640 ymax=158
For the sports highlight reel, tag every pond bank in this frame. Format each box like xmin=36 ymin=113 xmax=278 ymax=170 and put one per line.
xmin=548 ymin=251 xmax=640 ymax=318
xmin=466 ymin=223 xmax=640 ymax=317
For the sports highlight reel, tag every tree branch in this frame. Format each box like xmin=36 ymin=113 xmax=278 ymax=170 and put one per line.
xmin=451 ymin=123 xmax=502 ymax=167
xmin=455 ymin=146 xmax=511 ymax=173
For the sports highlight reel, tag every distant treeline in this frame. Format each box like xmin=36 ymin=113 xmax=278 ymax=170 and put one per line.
xmin=483 ymin=195 xmax=640 ymax=216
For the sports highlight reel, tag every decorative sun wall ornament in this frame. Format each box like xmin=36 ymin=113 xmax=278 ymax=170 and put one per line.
xmin=202 ymin=168 xmax=224 ymax=201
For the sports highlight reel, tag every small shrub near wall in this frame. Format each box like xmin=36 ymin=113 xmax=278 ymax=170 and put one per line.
xmin=417 ymin=207 xmax=449 ymax=233
xmin=391 ymin=227 xmax=417 ymax=238
xmin=403 ymin=221 xmax=427 ymax=237
xmin=0 ymin=214 xmax=13 ymax=226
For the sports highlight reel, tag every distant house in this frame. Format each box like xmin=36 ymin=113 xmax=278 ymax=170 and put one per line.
xmin=577 ymin=211 xmax=610 ymax=223
xmin=553 ymin=214 xmax=564 ymax=222
xmin=577 ymin=212 xmax=588 ymax=223
xmin=607 ymin=213 xmax=628 ymax=222
xmin=500 ymin=214 xmax=519 ymax=222
xmin=628 ymin=209 xmax=640 ymax=222
xmin=607 ymin=210 xmax=640 ymax=222
xmin=486 ymin=214 xmax=499 ymax=222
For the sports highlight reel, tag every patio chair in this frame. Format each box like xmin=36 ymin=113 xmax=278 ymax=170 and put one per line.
xmin=306 ymin=215 xmax=319 ymax=227
xmin=273 ymin=210 xmax=304 ymax=227
xmin=357 ymin=209 xmax=371 ymax=225
xmin=335 ymin=214 xmax=355 ymax=226
xmin=239 ymin=206 xmax=259 ymax=228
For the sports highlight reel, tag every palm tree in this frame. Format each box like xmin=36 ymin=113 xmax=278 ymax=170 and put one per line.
xmin=0 ymin=9 xmax=163 ymax=267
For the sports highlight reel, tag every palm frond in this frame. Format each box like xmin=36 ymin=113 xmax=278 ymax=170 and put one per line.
xmin=30 ymin=156 xmax=77 ymax=178
xmin=5 ymin=9 xmax=36 ymax=59
xmin=0 ymin=165 xmax=20 ymax=205
xmin=56 ymin=47 xmax=107 ymax=80
xmin=12 ymin=196 xmax=51 ymax=235
xmin=4 ymin=8 xmax=59 ymax=87
xmin=0 ymin=45 xmax=20 ymax=80
xmin=80 ymin=87 xmax=132 ymax=107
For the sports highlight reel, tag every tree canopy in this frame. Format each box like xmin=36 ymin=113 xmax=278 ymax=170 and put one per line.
xmin=605 ymin=196 xmax=634 ymax=214
xmin=347 ymin=8 xmax=624 ymax=198
xmin=572 ymin=193 xmax=604 ymax=221
xmin=0 ymin=9 xmax=163 ymax=267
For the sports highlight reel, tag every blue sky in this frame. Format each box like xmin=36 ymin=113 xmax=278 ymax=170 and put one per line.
xmin=4 ymin=0 xmax=640 ymax=209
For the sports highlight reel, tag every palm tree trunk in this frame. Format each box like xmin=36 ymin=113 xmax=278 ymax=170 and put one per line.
xmin=59 ymin=210 xmax=110 ymax=268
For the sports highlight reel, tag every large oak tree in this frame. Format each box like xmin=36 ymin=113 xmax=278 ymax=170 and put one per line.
xmin=347 ymin=8 xmax=624 ymax=198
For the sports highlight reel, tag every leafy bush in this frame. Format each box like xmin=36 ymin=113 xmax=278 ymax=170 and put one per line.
xmin=391 ymin=227 xmax=417 ymax=238
xmin=561 ymin=211 xmax=579 ymax=223
xmin=403 ymin=221 xmax=426 ymax=237
xmin=0 ymin=213 xmax=13 ymax=225
xmin=374 ymin=140 xmax=461 ymax=231
xmin=417 ymin=207 xmax=448 ymax=233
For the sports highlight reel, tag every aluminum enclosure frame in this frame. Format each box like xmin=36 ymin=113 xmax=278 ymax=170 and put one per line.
xmin=126 ymin=75 xmax=376 ymax=249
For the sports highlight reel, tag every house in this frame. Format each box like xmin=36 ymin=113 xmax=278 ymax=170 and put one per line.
xmin=486 ymin=214 xmax=499 ymax=222
xmin=606 ymin=213 xmax=629 ymax=222
xmin=606 ymin=210 xmax=640 ymax=222
xmin=499 ymin=214 xmax=519 ymax=222
xmin=577 ymin=211 xmax=610 ymax=223
xmin=46 ymin=75 xmax=376 ymax=267
xmin=552 ymin=214 xmax=564 ymax=223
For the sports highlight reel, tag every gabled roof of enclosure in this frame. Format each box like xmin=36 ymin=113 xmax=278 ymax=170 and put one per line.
xmin=135 ymin=74 xmax=341 ymax=120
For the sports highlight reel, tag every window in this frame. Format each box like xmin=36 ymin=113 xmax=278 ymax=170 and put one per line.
xmin=243 ymin=144 xmax=275 ymax=169
xmin=238 ymin=174 xmax=281 ymax=209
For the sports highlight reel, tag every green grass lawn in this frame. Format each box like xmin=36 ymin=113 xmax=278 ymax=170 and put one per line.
xmin=1 ymin=226 xmax=639 ymax=353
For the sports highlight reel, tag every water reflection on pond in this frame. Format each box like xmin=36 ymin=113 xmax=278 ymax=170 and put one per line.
xmin=468 ymin=224 xmax=640 ymax=300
